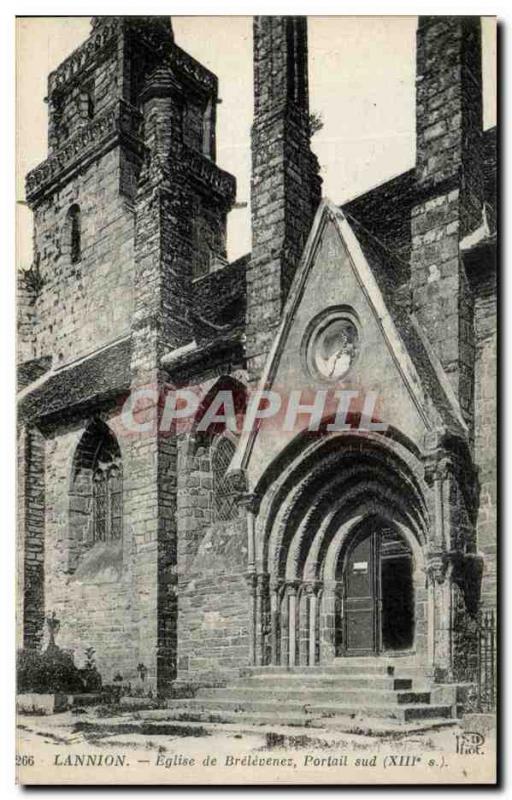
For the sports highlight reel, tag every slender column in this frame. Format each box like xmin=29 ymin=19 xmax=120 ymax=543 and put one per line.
xmin=298 ymin=587 xmax=308 ymax=665
xmin=238 ymin=493 xmax=261 ymax=665
xmin=287 ymin=583 xmax=298 ymax=668
xmin=280 ymin=588 xmax=289 ymax=666
xmin=308 ymin=586 xmax=318 ymax=666
xmin=427 ymin=556 xmax=454 ymax=680
xmin=319 ymin=580 xmax=337 ymax=662
xmin=255 ymin=573 xmax=269 ymax=665
xmin=270 ymin=581 xmax=281 ymax=665
xmin=440 ymin=461 xmax=453 ymax=552
xmin=433 ymin=471 xmax=444 ymax=548
xmin=245 ymin=573 xmax=258 ymax=665
xmin=425 ymin=453 xmax=450 ymax=551
xmin=427 ymin=576 xmax=435 ymax=670
xmin=425 ymin=454 xmax=455 ymax=678
xmin=238 ymin=492 xmax=260 ymax=572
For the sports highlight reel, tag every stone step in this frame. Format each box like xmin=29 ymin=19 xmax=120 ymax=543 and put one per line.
xmin=235 ymin=675 xmax=414 ymax=691
xmin=242 ymin=664 xmax=401 ymax=676
xmin=197 ymin=687 xmax=431 ymax=705
xmin=91 ymin=708 xmax=459 ymax=737
xmin=333 ymin=655 xmax=418 ymax=664
xmin=166 ymin=697 xmax=454 ymax=722
xmin=243 ymin=662 xmax=426 ymax=677
xmin=136 ymin=707 xmax=458 ymax=735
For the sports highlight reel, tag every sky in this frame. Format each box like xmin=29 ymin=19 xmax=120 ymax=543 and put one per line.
xmin=16 ymin=16 xmax=496 ymax=266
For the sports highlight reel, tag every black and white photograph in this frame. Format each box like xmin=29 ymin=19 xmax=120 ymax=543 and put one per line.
xmin=14 ymin=11 xmax=497 ymax=785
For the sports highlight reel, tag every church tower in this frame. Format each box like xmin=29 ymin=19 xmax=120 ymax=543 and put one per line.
xmin=24 ymin=17 xmax=177 ymax=367
xmin=246 ymin=17 xmax=322 ymax=380
xmin=19 ymin=16 xmax=236 ymax=693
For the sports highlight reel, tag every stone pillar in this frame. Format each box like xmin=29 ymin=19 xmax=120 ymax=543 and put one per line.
xmin=319 ymin=581 xmax=337 ymax=662
xmin=280 ymin=587 xmax=289 ymax=667
xmin=245 ymin=573 xmax=258 ymax=666
xmin=247 ymin=16 xmax=321 ymax=382
xmin=238 ymin=493 xmax=261 ymax=665
xmin=425 ymin=452 xmax=456 ymax=679
xmin=427 ymin=556 xmax=454 ymax=680
xmin=255 ymin=573 xmax=269 ymax=665
xmin=440 ymin=460 xmax=455 ymax=552
xmin=298 ymin=587 xmax=309 ymax=666
xmin=238 ymin=493 xmax=259 ymax=573
xmin=270 ymin=581 xmax=282 ymax=665
xmin=412 ymin=17 xmax=484 ymax=423
xmin=306 ymin=584 xmax=319 ymax=666
xmin=287 ymin=583 xmax=298 ymax=668
xmin=18 ymin=425 xmax=46 ymax=650
xmin=432 ymin=465 xmax=445 ymax=549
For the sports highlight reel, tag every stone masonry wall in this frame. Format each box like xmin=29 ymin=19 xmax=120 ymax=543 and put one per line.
xmin=17 ymin=271 xmax=39 ymax=365
xmin=48 ymin=35 xmax=119 ymax=152
xmin=411 ymin=17 xmax=484 ymax=425
xmin=176 ymin=434 xmax=250 ymax=683
xmin=246 ymin=17 xmax=321 ymax=382
xmin=17 ymin=426 xmax=46 ymax=650
xmin=474 ymin=287 xmax=497 ymax=609
xmin=30 ymin=148 xmax=136 ymax=367
xmin=177 ymin=519 xmax=250 ymax=684
xmin=125 ymin=54 xmax=236 ymax=691
xmin=42 ymin=409 xmax=136 ymax=683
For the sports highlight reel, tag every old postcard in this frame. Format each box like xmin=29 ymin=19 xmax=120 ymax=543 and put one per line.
xmin=16 ymin=14 xmax=497 ymax=785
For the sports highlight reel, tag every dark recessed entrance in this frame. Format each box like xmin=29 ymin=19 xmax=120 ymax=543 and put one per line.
xmin=339 ymin=519 xmax=414 ymax=655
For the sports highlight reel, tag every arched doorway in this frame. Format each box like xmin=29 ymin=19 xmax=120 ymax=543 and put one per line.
xmin=253 ymin=433 xmax=430 ymax=667
xmin=338 ymin=517 xmax=414 ymax=656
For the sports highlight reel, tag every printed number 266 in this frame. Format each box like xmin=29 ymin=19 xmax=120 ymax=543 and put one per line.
xmin=16 ymin=754 xmax=34 ymax=766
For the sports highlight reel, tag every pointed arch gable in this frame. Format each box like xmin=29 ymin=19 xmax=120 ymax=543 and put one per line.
xmin=230 ymin=199 xmax=467 ymax=493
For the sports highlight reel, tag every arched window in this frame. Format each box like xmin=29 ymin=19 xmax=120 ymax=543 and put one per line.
xmin=93 ymin=460 xmax=122 ymax=543
xmin=67 ymin=204 xmax=81 ymax=264
xmin=212 ymin=436 xmax=237 ymax=522
xmin=69 ymin=420 xmax=122 ymax=571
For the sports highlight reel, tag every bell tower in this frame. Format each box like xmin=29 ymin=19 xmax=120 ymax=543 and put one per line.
xmin=24 ymin=16 xmax=176 ymax=367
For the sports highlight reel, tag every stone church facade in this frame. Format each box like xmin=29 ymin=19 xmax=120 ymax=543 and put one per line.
xmin=18 ymin=16 xmax=496 ymax=699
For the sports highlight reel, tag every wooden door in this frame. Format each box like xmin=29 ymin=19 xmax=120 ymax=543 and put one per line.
xmin=343 ymin=529 xmax=379 ymax=654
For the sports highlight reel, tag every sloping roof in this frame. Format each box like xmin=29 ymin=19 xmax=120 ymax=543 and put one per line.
xmin=190 ymin=254 xmax=248 ymax=346
xmin=342 ymin=169 xmax=416 ymax=279
xmin=17 ymin=356 xmax=52 ymax=392
xmin=18 ymin=337 xmax=132 ymax=423
xmin=343 ymin=215 xmax=466 ymax=436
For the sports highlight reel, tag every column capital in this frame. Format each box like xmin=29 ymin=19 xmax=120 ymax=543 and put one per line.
xmin=426 ymin=552 xmax=453 ymax=585
xmin=424 ymin=453 xmax=454 ymax=486
xmin=256 ymin=572 xmax=269 ymax=592
xmin=245 ymin=572 xmax=258 ymax=590
xmin=237 ymin=491 xmax=260 ymax=516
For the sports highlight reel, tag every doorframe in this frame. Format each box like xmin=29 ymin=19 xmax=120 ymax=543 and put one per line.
xmin=341 ymin=526 xmax=381 ymax=656
xmin=340 ymin=522 xmax=414 ymax=657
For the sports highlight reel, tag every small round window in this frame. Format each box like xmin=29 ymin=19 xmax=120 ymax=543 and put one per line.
xmin=304 ymin=309 xmax=360 ymax=383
